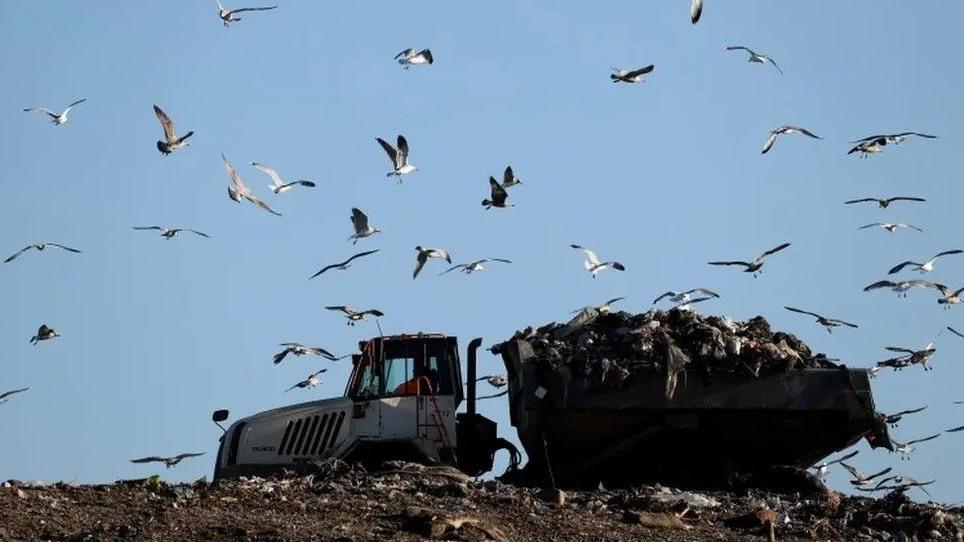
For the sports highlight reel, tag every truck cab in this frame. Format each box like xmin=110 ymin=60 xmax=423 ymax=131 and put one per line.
xmin=213 ymin=334 xmax=515 ymax=480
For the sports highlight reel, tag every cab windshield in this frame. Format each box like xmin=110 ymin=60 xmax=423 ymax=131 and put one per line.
xmin=348 ymin=337 xmax=461 ymax=402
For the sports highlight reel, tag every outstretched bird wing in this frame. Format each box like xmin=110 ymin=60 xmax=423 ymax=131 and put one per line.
xmin=690 ymin=0 xmax=702 ymax=23
xmin=130 ymin=456 xmax=165 ymax=464
xmin=784 ymin=306 xmax=823 ymax=320
xmin=570 ymin=245 xmax=601 ymax=266
xmin=153 ymin=105 xmax=177 ymax=143
xmin=4 ymin=246 xmax=35 ymax=263
xmin=0 ymin=387 xmax=29 ymax=401
xmin=230 ymin=5 xmax=278 ymax=14
xmin=350 ymin=208 xmax=369 ymax=233
xmin=708 ymin=260 xmax=751 ymax=268
xmin=759 ymin=242 xmax=791 ymax=259
xmin=376 ymin=137 xmax=397 ymax=166
xmin=844 ymin=198 xmax=878 ymax=205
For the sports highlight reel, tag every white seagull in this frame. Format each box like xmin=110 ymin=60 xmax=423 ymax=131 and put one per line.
xmin=324 ymin=306 xmax=384 ymax=326
xmin=852 ymin=132 xmax=937 ymax=146
xmin=708 ymin=242 xmax=790 ymax=277
xmin=477 ymin=374 xmax=507 ymax=388
xmin=0 ymin=387 xmax=29 ymax=406
xmin=761 ymin=126 xmax=821 ymax=154
xmin=273 ymin=343 xmax=341 ymax=364
xmin=653 ymin=288 xmax=720 ymax=305
xmin=285 ymin=369 xmax=328 ymax=392
xmin=784 ymin=306 xmax=858 ymax=334
xmin=878 ymin=344 xmax=937 ymax=372
xmin=216 ymin=1 xmax=277 ymax=26
xmin=859 ymin=223 xmax=923 ymax=234
xmin=844 ymin=196 xmax=926 ymax=209
xmin=413 ymin=246 xmax=452 ymax=279
xmin=884 ymin=406 xmax=927 ymax=428
xmin=891 ymin=434 xmax=941 ymax=459
xmin=571 ymin=296 xmax=627 ymax=315
xmin=501 ymin=166 xmax=522 ymax=188
xmin=810 ymin=450 xmax=858 ymax=481
xmin=153 ymin=105 xmax=193 ymax=155
xmin=395 ymin=48 xmax=434 ymax=68
xmin=23 ymin=98 xmax=87 ymax=125
xmin=570 ymin=244 xmax=626 ymax=278
xmin=222 ymin=154 xmax=282 ymax=216
xmin=690 ymin=0 xmax=703 ymax=24
xmin=376 ymin=135 xmax=416 ymax=180
xmin=440 ymin=258 xmax=512 ymax=276
xmin=840 ymin=462 xmax=892 ymax=488
xmin=4 ymin=242 xmax=81 ymax=263
xmin=482 ymin=177 xmax=512 ymax=209
xmin=674 ymin=296 xmax=715 ymax=312
xmin=251 ymin=162 xmax=316 ymax=194
xmin=309 ymin=250 xmax=379 ymax=279
xmin=348 ymin=208 xmax=381 ymax=244
xmin=935 ymin=284 xmax=964 ymax=309
xmin=29 ymin=325 xmax=59 ymax=345
xmin=725 ymin=46 xmax=782 ymax=74
xmin=863 ymin=279 xmax=942 ymax=298
xmin=131 ymin=453 xmax=204 ymax=468
xmin=888 ymin=249 xmax=963 ymax=274
xmin=610 ymin=65 xmax=654 ymax=83
xmin=133 ymin=226 xmax=209 ymax=239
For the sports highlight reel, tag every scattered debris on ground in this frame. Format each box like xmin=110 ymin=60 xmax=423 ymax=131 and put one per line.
xmin=2 ymin=460 xmax=960 ymax=541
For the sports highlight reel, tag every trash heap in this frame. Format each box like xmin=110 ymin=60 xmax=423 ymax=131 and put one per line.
xmin=504 ymin=308 xmax=840 ymax=398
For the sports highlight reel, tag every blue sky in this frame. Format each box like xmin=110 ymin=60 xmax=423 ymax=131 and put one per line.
xmin=1 ymin=1 xmax=961 ymax=502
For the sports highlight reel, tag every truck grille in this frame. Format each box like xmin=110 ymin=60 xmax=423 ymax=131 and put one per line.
xmin=277 ymin=411 xmax=346 ymax=457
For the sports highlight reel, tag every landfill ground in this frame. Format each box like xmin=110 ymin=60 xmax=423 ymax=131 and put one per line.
xmin=2 ymin=461 xmax=961 ymax=542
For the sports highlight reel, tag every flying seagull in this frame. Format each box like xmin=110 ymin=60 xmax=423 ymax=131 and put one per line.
xmin=501 ymin=166 xmax=522 ymax=188
xmin=130 ymin=453 xmax=204 ymax=468
xmin=935 ymin=284 xmax=964 ymax=308
xmin=840 ymin=462 xmax=892 ymax=488
xmin=571 ymin=296 xmax=627 ymax=316
xmin=440 ymin=258 xmax=512 ymax=276
xmin=653 ymin=288 xmax=719 ymax=305
xmin=880 ymin=344 xmax=937 ymax=372
xmin=853 ymin=132 xmax=937 ymax=145
xmin=23 ymin=98 xmax=86 ymax=125
xmin=153 ymin=105 xmax=193 ymax=155
xmin=708 ymin=242 xmax=790 ymax=277
xmin=413 ymin=246 xmax=452 ymax=278
xmin=610 ymin=65 xmax=654 ymax=83
xmin=861 ymin=476 xmax=935 ymax=497
xmin=810 ymin=450 xmax=859 ymax=481
xmin=273 ymin=343 xmax=341 ymax=364
xmin=477 ymin=374 xmax=507 ymax=388
xmin=859 ymin=223 xmax=922 ymax=234
xmin=133 ymin=226 xmax=209 ymax=239
xmin=761 ymin=126 xmax=821 ymax=154
xmin=482 ymin=177 xmax=512 ymax=209
xmin=376 ymin=135 xmax=415 ymax=180
xmin=395 ymin=48 xmax=434 ymax=68
xmin=570 ymin=245 xmax=626 ymax=278
xmin=222 ymin=154 xmax=282 ymax=216
xmin=324 ymin=306 xmax=384 ymax=326
xmin=725 ymin=46 xmax=782 ymax=74
xmin=674 ymin=296 xmax=715 ymax=312
xmin=216 ymin=1 xmax=277 ymax=26
xmin=690 ymin=0 xmax=703 ymax=23
xmin=0 ymin=387 xmax=29 ymax=405
xmin=884 ymin=406 xmax=927 ymax=428
xmin=784 ymin=306 xmax=858 ymax=334
xmin=863 ymin=279 xmax=942 ymax=298
xmin=888 ymin=249 xmax=963 ymax=274
xmin=285 ymin=369 xmax=328 ymax=392
xmin=844 ymin=196 xmax=926 ymax=209
xmin=948 ymin=327 xmax=964 ymax=339
xmin=348 ymin=208 xmax=381 ymax=244
xmin=29 ymin=324 xmax=59 ymax=345
xmin=309 ymin=250 xmax=379 ymax=279
xmin=4 ymin=242 xmax=81 ymax=263
xmin=251 ymin=162 xmax=316 ymax=194
xmin=847 ymin=137 xmax=887 ymax=157
xmin=892 ymin=434 xmax=941 ymax=459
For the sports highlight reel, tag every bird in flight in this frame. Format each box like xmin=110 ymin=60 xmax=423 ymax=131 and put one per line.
xmin=860 ymin=476 xmax=935 ymax=497
xmin=784 ymin=306 xmax=858 ymax=334
xmin=222 ymin=154 xmax=282 ymax=216
xmin=377 ymin=135 xmax=416 ymax=180
xmin=571 ymin=297 xmax=627 ymax=316
xmin=477 ymin=374 xmax=507 ymax=388
xmin=810 ymin=449 xmax=858 ymax=481
xmin=23 ymin=98 xmax=87 ymax=125
xmin=413 ymin=246 xmax=452 ymax=278
xmin=348 ymin=208 xmax=381 ymax=244
xmin=948 ymin=327 xmax=964 ymax=339
xmin=840 ymin=462 xmax=892 ymax=488
xmin=708 ymin=242 xmax=790 ymax=277
xmin=879 ymin=344 xmax=937 ymax=372
xmin=130 ymin=452 xmax=205 ymax=468
xmin=440 ymin=258 xmax=512 ymax=276
xmin=761 ymin=126 xmax=821 ymax=154
xmin=852 ymin=132 xmax=937 ymax=146
xmin=859 ymin=223 xmax=922 ymax=234
xmin=285 ymin=369 xmax=328 ymax=392
xmin=725 ymin=46 xmax=782 ymax=74
xmin=482 ymin=177 xmax=512 ymax=209
xmin=570 ymin=245 xmax=626 ymax=278
xmin=674 ymin=296 xmax=715 ymax=312
xmin=325 ymin=306 xmax=384 ymax=326
xmin=653 ymin=288 xmax=719 ymax=306
xmin=844 ymin=196 xmax=926 ymax=209
xmin=133 ymin=226 xmax=209 ymax=240
xmin=0 ymin=387 xmax=29 ymax=405
xmin=610 ymin=65 xmax=654 ymax=83
xmin=883 ymin=406 xmax=927 ymax=428
xmin=395 ymin=48 xmax=434 ymax=68
xmin=250 ymin=162 xmax=316 ymax=194
xmin=863 ymin=279 xmax=942 ymax=298
xmin=501 ymin=166 xmax=522 ymax=188
xmin=153 ymin=105 xmax=193 ymax=155
xmin=892 ymin=434 xmax=941 ymax=459
xmin=888 ymin=249 xmax=963 ymax=274
xmin=273 ymin=343 xmax=342 ymax=364
xmin=847 ymin=137 xmax=887 ymax=157
xmin=29 ymin=324 xmax=59 ymax=345
xmin=216 ymin=1 xmax=277 ymax=26
xmin=4 ymin=242 xmax=81 ymax=263
xmin=690 ymin=0 xmax=703 ymax=23
xmin=935 ymin=284 xmax=964 ymax=309
xmin=309 ymin=250 xmax=379 ymax=279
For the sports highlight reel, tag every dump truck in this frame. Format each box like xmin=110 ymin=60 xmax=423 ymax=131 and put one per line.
xmin=213 ymin=324 xmax=891 ymax=487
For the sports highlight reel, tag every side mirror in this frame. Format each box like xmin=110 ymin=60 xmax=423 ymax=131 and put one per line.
xmin=212 ymin=409 xmax=229 ymax=433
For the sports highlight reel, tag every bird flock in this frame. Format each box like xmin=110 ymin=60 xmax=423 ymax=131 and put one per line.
xmin=3 ymin=2 xmax=962 ymax=490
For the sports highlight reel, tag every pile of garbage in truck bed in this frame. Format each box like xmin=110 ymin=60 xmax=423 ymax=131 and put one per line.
xmin=500 ymin=306 xmax=841 ymax=397
xmin=3 ymin=460 xmax=961 ymax=541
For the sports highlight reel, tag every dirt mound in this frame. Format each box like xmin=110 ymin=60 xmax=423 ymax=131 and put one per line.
xmin=3 ymin=460 xmax=960 ymax=541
